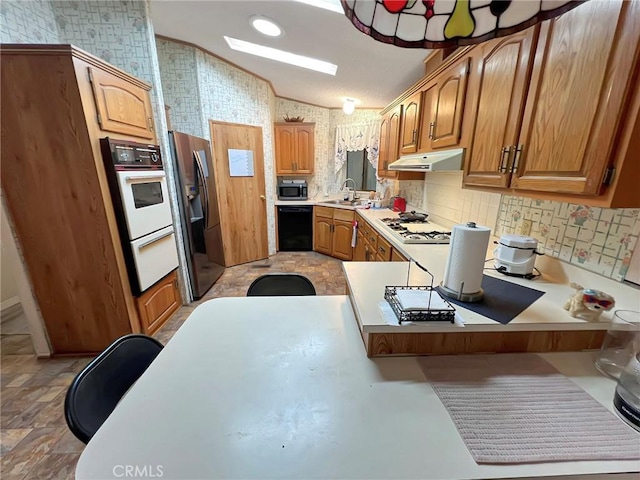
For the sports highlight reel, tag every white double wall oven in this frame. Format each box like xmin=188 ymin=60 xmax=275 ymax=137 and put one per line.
xmin=101 ymin=139 xmax=179 ymax=295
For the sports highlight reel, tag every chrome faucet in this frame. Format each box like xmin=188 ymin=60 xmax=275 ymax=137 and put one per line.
xmin=341 ymin=178 xmax=358 ymax=201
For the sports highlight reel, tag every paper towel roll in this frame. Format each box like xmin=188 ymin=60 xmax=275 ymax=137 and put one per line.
xmin=443 ymin=223 xmax=491 ymax=295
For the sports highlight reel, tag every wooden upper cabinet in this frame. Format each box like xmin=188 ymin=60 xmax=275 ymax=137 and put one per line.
xmin=430 ymin=58 xmax=470 ymax=149
xmin=464 ymin=28 xmax=537 ymax=189
xmin=399 ymin=91 xmax=422 ymax=154
xmin=274 ymin=125 xmax=296 ymax=174
xmin=512 ymin=0 xmax=637 ymax=195
xmin=88 ymin=67 xmax=155 ymax=141
xmin=377 ymin=114 xmax=391 ymax=176
xmin=294 ymin=125 xmax=314 ymax=174
xmin=386 ymin=105 xmax=402 ymax=178
xmin=274 ymin=123 xmax=314 ymax=175
xmin=417 ymin=58 xmax=469 ymax=152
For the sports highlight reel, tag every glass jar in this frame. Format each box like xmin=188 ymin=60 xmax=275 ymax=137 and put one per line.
xmin=614 ymin=352 xmax=640 ymax=431
xmin=595 ymin=310 xmax=640 ymax=380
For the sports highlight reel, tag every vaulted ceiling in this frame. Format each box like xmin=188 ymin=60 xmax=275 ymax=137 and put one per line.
xmin=150 ymin=1 xmax=431 ymax=109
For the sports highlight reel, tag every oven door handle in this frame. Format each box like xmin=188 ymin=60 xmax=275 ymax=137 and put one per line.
xmin=138 ymin=229 xmax=174 ymax=249
xmin=124 ymin=173 xmax=166 ymax=182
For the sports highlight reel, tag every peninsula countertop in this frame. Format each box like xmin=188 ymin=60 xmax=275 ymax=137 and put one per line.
xmin=76 ymin=296 xmax=639 ymax=480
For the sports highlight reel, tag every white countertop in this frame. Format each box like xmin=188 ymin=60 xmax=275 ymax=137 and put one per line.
xmin=346 ymin=209 xmax=639 ymax=334
xmin=76 ymin=296 xmax=638 ymax=480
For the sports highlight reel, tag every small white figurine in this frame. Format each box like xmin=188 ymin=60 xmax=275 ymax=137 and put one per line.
xmin=563 ymin=282 xmax=615 ymax=321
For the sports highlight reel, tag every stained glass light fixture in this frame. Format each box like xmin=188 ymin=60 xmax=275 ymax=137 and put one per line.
xmin=341 ymin=0 xmax=586 ymax=49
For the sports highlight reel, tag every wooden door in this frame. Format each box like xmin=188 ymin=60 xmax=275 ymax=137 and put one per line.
xmin=513 ymin=0 xmax=639 ymax=195
xmin=88 ymin=67 xmax=155 ymax=141
xmin=332 ymin=219 xmax=353 ymax=260
xmin=417 ymin=83 xmax=437 ymax=152
xmin=431 ymin=58 xmax=469 ymax=149
xmin=210 ymin=121 xmax=268 ymax=266
xmin=295 ymin=125 xmax=314 ymax=173
xmin=314 ymin=217 xmax=332 ymax=255
xmin=274 ymin=124 xmax=295 ymax=174
xmin=400 ymin=91 xmax=422 ymax=154
xmin=464 ymin=28 xmax=537 ymax=189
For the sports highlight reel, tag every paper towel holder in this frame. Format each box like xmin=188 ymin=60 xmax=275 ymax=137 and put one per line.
xmin=439 ymin=222 xmax=485 ymax=303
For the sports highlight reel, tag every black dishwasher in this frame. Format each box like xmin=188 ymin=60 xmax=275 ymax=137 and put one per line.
xmin=277 ymin=206 xmax=313 ymax=251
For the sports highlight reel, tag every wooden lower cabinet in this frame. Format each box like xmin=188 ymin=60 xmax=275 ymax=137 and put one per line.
xmin=314 ymin=216 xmax=333 ymax=255
xmin=314 ymin=207 xmax=354 ymax=260
xmin=376 ymin=235 xmax=393 ymax=261
xmin=136 ymin=270 xmax=180 ymax=335
xmin=391 ymin=249 xmax=409 ymax=262
xmin=353 ymin=230 xmax=367 ymax=261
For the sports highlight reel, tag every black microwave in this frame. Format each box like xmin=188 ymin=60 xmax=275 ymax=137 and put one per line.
xmin=278 ymin=181 xmax=308 ymax=200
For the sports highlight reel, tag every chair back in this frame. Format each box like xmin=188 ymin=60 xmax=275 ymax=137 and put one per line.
xmin=247 ymin=274 xmax=316 ymax=296
xmin=64 ymin=334 xmax=163 ymax=444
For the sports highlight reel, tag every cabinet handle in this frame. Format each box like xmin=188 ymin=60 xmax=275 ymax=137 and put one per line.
xmin=379 ymin=246 xmax=385 ymax=254
xmin=174 ymin=279 xmax=179 ymax=290
xmin=498 ymin=146 xmax=511 ymax=173
xmin=412 ymin=129 xmax=417 ymax=143
xmin=428 ymin=122 xmax=435 ymax=139
xmin=511 ymin=145 xmax=523 ymax=174
xmin=147 ymin=117 xmax=154 ymax=132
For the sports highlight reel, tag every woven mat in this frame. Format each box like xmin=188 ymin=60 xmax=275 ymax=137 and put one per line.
xmin=418 ymin=354 xmax=640 ymax=464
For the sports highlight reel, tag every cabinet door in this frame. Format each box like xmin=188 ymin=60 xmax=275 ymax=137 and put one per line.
xmin=314 ymin=217 xmax=332 ymax=255
xmin=513 ymin=0 xmax=638 ymax=195
xmin=387 ymin=106 xmax=402 ymax=174
xmin=353 ymin=229 xmax=366 ymax=261
xmin=400 ymin=91 xmax=422 ymax=154
xmin=431 ymin=58 xmax=470 ymax=149
xmin=274 ymin=125 xmax=296 ymax=174
xmin=376 ymin=235 xmax=393 ymax=261
xmin=417 ymin=83 xmax=437 ymax=152
xmin=136 ymin=270 xmax=180 ymax=335
xmin=332 ymin=219 xmax=354 ymax=260
xmin=378 ymin=115 xmax=390 ymax=176
xmin=464 ymin=28 xmax=537 ymax=189
xmin=391 ymin=249 xmax=408 ymax=262
xmin=88 ymin=67 xmax=155 ymax=141
xmin=295 ymin=125 xmax=314 ymax=173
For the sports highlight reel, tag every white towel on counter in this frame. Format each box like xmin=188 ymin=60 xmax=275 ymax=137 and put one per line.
xmin=395 ymin=289 xmax=451 ymax=311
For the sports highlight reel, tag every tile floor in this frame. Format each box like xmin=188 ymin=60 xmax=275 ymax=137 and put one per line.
xmin=0 ymin=252 xmax=346 ymax=479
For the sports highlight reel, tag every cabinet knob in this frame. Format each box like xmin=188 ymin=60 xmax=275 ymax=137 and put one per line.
xmin=260 ymin=195 xmax=266 ymax=200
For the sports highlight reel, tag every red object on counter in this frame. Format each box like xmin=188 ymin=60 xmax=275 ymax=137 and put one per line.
xmin=392 ymin=196 xmax=407 ymax=213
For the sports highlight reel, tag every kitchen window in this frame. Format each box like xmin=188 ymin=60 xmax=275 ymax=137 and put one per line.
xmin=346 ymin=150 xmax=376 ymax=191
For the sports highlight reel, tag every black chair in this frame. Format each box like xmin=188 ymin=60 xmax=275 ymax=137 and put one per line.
xmin=64 ymin=334 xmax=163 ymax=444
xmin=247 ymin=274 xmax=316 ymax=296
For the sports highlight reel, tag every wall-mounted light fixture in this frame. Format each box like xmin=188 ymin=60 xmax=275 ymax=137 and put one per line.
xmin=343 ymin=98 xmax=356 ymax=115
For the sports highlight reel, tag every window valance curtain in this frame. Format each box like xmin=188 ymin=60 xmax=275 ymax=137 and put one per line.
xmin=334 ymin=122 xmax=380 ymax=174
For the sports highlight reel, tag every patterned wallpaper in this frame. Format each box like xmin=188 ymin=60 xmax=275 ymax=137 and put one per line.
xmin=275 ymin=99 xmax=381 ymax=197
xmin=156 ymin=39 xmax=203 ymax=138
xmin=497 ymin=197 xmax=640 ymax=281
xmin=0 ymin=0 xmax=59 ymax=43
xmin=195 ymin=48 xmax=278 ymax=254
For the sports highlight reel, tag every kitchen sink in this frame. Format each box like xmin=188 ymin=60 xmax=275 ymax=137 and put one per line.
xmin=320 ymin=199 xmax=358 ymax=206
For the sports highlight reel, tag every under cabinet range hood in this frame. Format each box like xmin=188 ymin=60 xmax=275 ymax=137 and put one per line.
xmin=388 ymin=148 xmax=465 ymax=172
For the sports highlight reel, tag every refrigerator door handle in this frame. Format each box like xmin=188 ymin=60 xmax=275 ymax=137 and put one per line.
xmin=194 ymin=151 xmax=209 ymax=230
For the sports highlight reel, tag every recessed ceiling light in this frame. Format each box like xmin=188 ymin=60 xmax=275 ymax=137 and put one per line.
xmin=250 ymin=16 xmax=283 ymax=37
xmin=293 ymin=0 xmax=344 ymax=14
xmin=224 ymin=36 xmax=338 ymax=76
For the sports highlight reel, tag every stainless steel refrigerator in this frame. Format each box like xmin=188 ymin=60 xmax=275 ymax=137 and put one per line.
xmin=169 ymin=131 xmax=225 ymax=299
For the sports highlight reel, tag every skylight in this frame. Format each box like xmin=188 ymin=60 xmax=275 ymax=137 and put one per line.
xmin=224 ymin=37 xmax=338 ymax=76
xmin=293 ymin=0 xmax=344 ymax=14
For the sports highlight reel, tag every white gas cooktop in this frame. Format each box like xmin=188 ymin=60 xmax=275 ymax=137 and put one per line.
xmin=378 ymin=217 xmax=451 ymax=244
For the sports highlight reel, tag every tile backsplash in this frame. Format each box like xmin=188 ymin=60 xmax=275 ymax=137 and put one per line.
xmin=398 ymin=172 xmax=501 ymax=230
xmin=497 ymin=196 xmax=640 ymax=281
